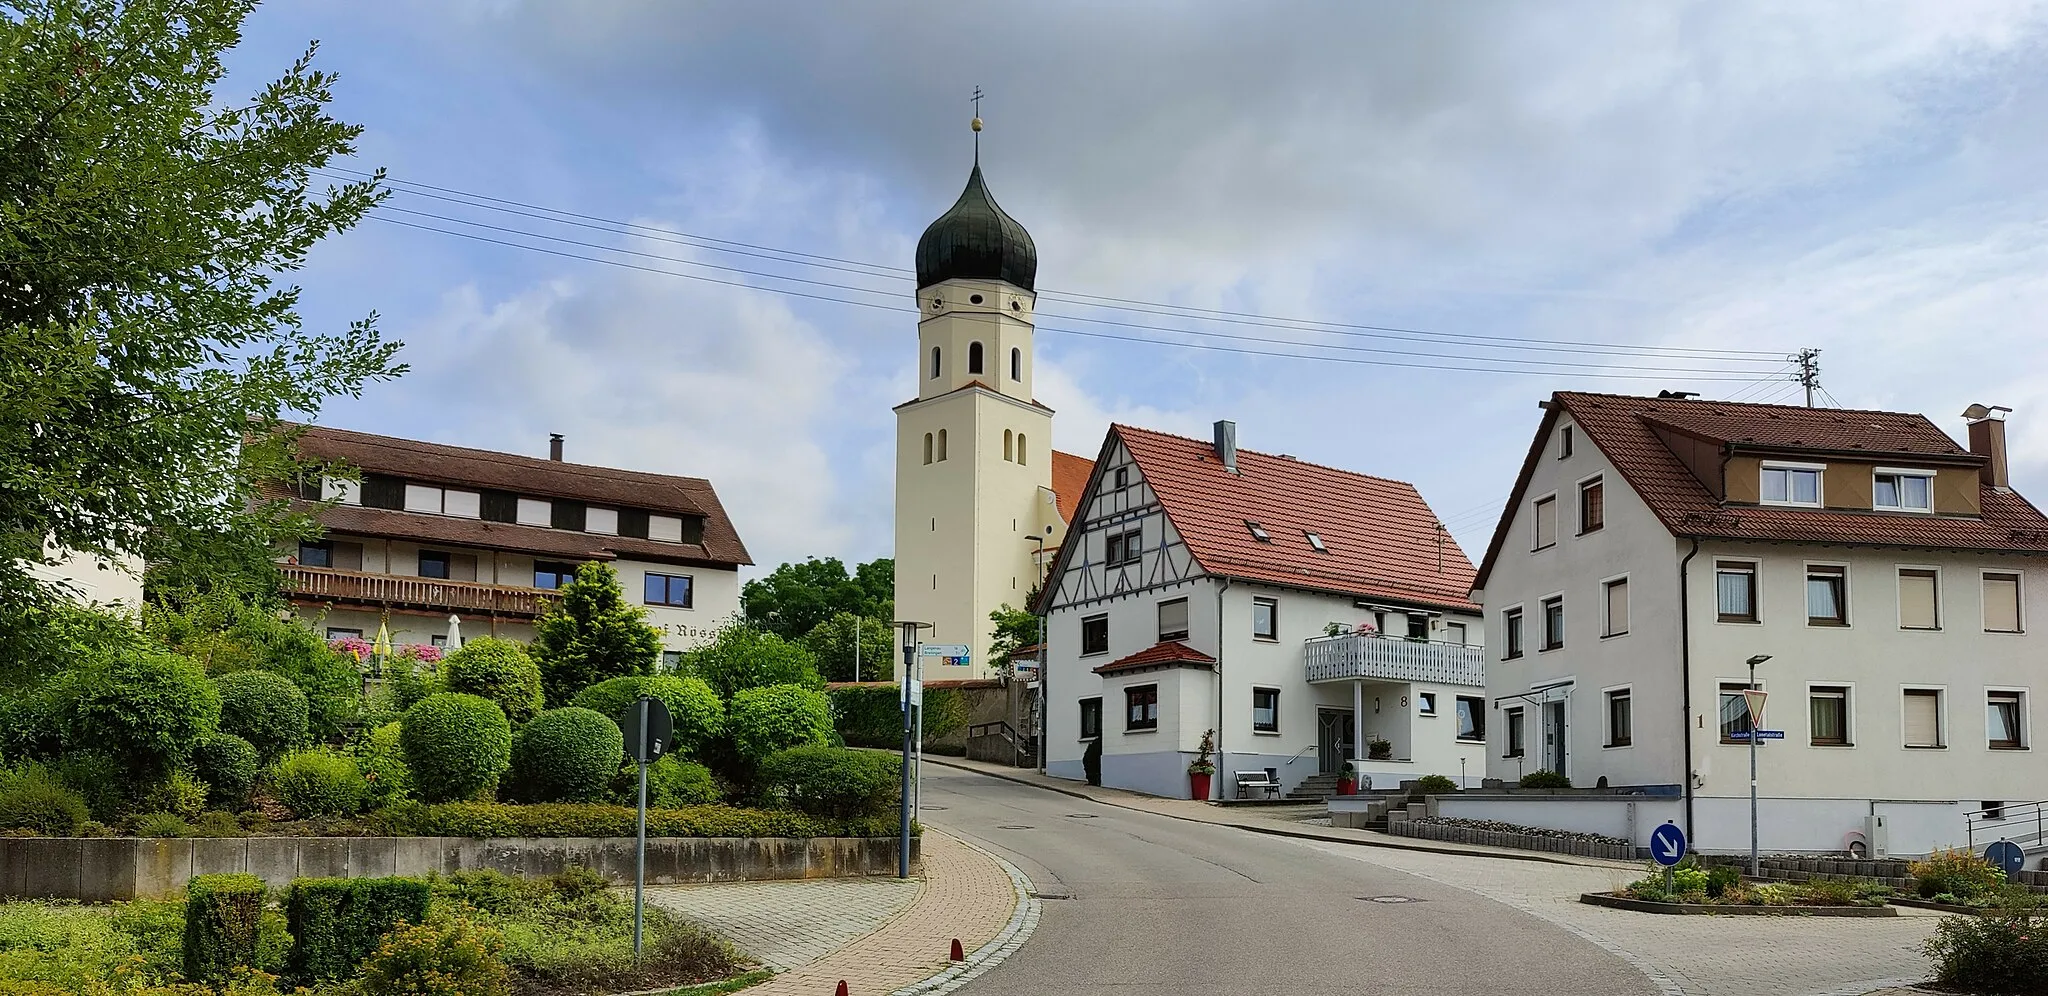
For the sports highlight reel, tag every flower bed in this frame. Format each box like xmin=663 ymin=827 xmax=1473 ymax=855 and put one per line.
xmin=1600 ymin=858 xmax=1896 ymax=915
xmin=1581 ymin=891 xmax=1899 ymax=917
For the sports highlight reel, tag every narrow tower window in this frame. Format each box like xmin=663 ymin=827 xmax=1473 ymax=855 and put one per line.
xmin=1011 ymin=347 xmax=1021 ymax=381
xmin=930 ymin=346 xmax=942 ymax=379
xmin=1004 ymin=429 xmax=1014 ymax=462
xmin=937 ymin=429 xmax=948 ymax=462
xmin=1017 ymin=433 xmax=1027 ymax=465
xmin=923 ymin=433 xmax=933 ymax=465
xmin=969 ymin=341 xmax=985 ymax=375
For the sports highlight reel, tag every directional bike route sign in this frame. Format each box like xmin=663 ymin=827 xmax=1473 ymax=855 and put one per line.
xmin=1650 ymin=822 xmax=1688 ymax=867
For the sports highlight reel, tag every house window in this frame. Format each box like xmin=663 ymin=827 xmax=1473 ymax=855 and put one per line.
xmin=1503 ymin=609 xmax=1524 ymax=659
xmin=326 ymin=627 xmax=363 ymax=641
xmin=534 ymin=561 xmax=578 ymax=590
xmin=1874 ymin=471 xmax=1933 ymax=512
xmin=661 ymin=650 xmax=683 ymax=670
xmin=1456 ymin=696 xmax=1485 ymax=742
xmin=430 ymin=634 xmax=448 ymax=648
xmin=1898 ymin=568 xmax=1939 ymax=630
xmin=1558 ymin=425 xmax=1574 ymax=459
xmin=584 ymin=507 xmax=619 ymax=535
xmin=1541 ymin=596 xmax=1564 ymax=650
xmin=1252 ymin=597 xmax=1279 ymax=641
xmin=936 ymin=429 xmax=948 ymax=462
xmin=1809 ymin=686 xmax=1849 ymax=746
xmin=1252 ymin=687 xmax=1280 ymax=733
xmin=1017 ymin=433 xmax=1027 ymax=465
xmin=1716 ymin=561 xmax=1758 ymax=622
xmin=1445 ymin=622 xmax=1467 ymax=645
xmin=418 ymin=550 xmax=452 ymax=580
xmin=930 ymin=345 xmax=942 ymax=379
xmin=442 ymin=490 xmax=481 ymax=519
xmin=1807 ymin=565 xmax=1848 ymax=625
xmin=1603 ymin=578 xmax=1629 ymax=637
xmin=1305 ymin=531 xmax=1328 ymax=553
xmin=1579 ymin=478 xmax=1604 ymax=534
xmin=1125 ymin=685 xmax=1159 ymax=731
xmin=644 ymin=572 xmax=694 ymax=608
xmin=516 ymin=496 xmax=552 ymax=526
xmin=1157 ymin=598 xmax=1190 ymax=641
xmin=1011 ymin=347 xmax=1022 ymax=381
xmin=1606 ymin=689 xmax=1632 ymax=747
xmin=1988 ymin=692 xmax=2025 ymax=749
xmin=1762 ymin=464 xmax=1823 ymax=506
xmin=1406 ymin=614 xmax=1429 ymax=641
xmin=1079 ymin=697 xmax=1103 ymax=740
xmin=1533 ymin=495 xmax=1557 ymax=549
xmin=1417 ymin=692 xmax=1437 ymax=716
xmin=1246 ymin=520 xmax=1271 ymax=542
xmin=1105 ymin=528 xmax=1142 ymax=567
xmin=923 ymin=433 xmax=934 ymax=465
xmin=1113 ymin=467 xmax=1129 ymax=489
xmin=404 ymin=483 xmax=445 ymax=514
xmin=1903 ymin=689 xmax=1944 ymax=748
xmin=1720 ymin=681 xmax=1759 ymax=743
xmin=1081 ymin=615 xmax=1109 ymax=656
xmin=969 ymin=341 xmax=984 ymax=375
xmin=298 ymin=540 xmax=333 ymax=568
xmin=1984 ymin=572 xmax=2023 ymax=633
xmin=1505 ymin=708 xmax=1526 ymax=757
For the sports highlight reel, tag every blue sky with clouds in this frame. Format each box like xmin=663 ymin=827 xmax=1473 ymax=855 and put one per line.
xmin=229 ymin=1 xmax=2048 ymax=574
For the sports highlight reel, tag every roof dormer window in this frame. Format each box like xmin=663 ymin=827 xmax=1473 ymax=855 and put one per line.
xmin=1760 ymin=463 xmax=1823 ymax=507
xmin=1305 ymin=531 xmax=1328 ymax=553
xmin=1246 ymin=521 xmax=1272 ymax=542
xmin=1874 ymin=470 xmax=1934 ymax=512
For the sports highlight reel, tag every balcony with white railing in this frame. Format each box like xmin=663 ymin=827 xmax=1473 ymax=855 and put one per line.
xmin=1303 ymin=632 xmax=1486 ymax=688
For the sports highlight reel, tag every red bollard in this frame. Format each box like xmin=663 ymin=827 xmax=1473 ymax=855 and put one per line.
xmin=835 ymin=982 xmax=849 ymax=996
xmin=950 ymin=938 xmax=965 ymax=961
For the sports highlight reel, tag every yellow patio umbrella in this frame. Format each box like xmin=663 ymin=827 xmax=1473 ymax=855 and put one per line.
xmin=372 ymin=620 xmax=393 ymax=659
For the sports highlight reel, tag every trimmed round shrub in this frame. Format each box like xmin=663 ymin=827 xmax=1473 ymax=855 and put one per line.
xmin=271 ymin=748 xmax=367 ymax=819
xmin=1414 ymin=774 xmax=1459 ymax=794
xmin=70 ymin=644 xmax=222 ymax=780
xmin=572 ymin=674 xmax=723 ymax=756
xmin=191 ymin=733 xmax=260 ymax=809
xmin=727 ymin=685 xmax=833 ymax=763
xmin=215 ymin=670 xmax=310 ymax=761
xmin=440 ymin=638 xmax=545 ymax=725
xmin=1519 ymin=769 xmax=1572 ymax=789
xmin=359 ymin=918 xmax=510 ymax=996
xmin=647 ymin=757 xmax=721 ymax=808
xmin=401 ymin=693 xmax=514 ymax=803
xmin=0 ymin=765 xmax=89 ymax=836
xmin=507 ymin=707 xmax=625 ymax=803
xmin=757 ymin=746 xmax=899 ymax=818
xmin=355 ymin=721 xmax=413 ymax=807
xmin=192 ymin=810 xmax=244 ymax=837
xmin=139 ymin=770 xmax=209 ymax=819
xmin=133 ymin=811 xmax=190 ymax=838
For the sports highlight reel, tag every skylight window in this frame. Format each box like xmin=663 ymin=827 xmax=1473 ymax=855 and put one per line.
xmin=1305 ymin=531 xmax=1328 ymax=553
xmin=1246 ymin=521 xmax=1272 ymax=542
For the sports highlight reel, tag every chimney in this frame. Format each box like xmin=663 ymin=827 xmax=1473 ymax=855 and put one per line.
xmin=1213 ymin=420 xmax=1238 ymax=474
xmin=1964 ymin=404 xmax=2012 ymax=488
xmin=548 ymin=433 xmax=564 ymax=462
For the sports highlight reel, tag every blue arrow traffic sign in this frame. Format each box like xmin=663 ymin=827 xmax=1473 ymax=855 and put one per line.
xmin=1986 ymin=840 xmax=2026 ymax=881
xmin=1650 ymin=822 xmax=1688 ymax=867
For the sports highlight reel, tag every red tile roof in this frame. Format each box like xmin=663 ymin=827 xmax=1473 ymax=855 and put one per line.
xmin=1093 ymin=640 xmax=1218 ymax=675
xmin=1473 ymin=392 xmax=2048 ymax=589
xmin=1113 ymin=425 xmax=1479 ymax=612
xmin=1050 ymin=450 xmax=1095 ymax=524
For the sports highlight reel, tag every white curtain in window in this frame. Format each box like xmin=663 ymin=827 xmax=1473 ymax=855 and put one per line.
xmin=1717 ymin=569 xmax=1753 ymax=617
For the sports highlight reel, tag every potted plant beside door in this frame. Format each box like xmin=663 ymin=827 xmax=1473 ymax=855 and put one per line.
xmin=1187 ymin=729 xmax=1217 ymax=800
xmin=1335 ymin=761 xmax=1358 ymax=796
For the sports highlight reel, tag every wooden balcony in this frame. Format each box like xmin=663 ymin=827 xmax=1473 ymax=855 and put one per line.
xmin=1303 ymin=632 xmax=1486 ymax=688
xmin=281 ymin=565 xmax=555 ymax=618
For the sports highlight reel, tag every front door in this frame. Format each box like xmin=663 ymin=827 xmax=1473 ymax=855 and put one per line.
xmin=1317 ymin=708 xmax=1356 ymax=775
xmin=1543 ymin=700 xmax=1568 ymax=777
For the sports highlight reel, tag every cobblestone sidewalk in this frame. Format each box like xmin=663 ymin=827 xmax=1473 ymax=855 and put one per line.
xmin=647 ymin=830 xmax=1026 ymax=996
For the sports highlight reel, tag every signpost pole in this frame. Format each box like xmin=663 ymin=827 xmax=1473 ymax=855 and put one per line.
xmin=1743 ymin=658 xmax=1772 ymax=878
xmin=897 ymin=623 xmax=917 ymax=879
xmin=633 ymin=697 xmax=647 ymax=958
xmin=913 ymin=634 xmax=924 ymax=818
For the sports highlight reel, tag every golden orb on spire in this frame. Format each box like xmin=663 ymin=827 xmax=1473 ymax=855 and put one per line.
xmin=970 ymin=116 xmax=983 ymax=132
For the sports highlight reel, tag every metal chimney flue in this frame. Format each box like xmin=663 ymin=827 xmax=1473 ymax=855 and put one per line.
xmin=1213 ymin=420 xmax=1238 ymax=474
xmin=549 ymin=433 xmax=564 ymax=462
xmin=1963 ymin=404 xmax=2012 ymax=489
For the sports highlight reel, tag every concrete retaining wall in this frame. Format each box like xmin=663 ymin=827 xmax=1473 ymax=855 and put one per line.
xmin=0 ymin=836 xmax=918 ymax=901
xmin=1387 ymin=819 xmax=1644 ymax=861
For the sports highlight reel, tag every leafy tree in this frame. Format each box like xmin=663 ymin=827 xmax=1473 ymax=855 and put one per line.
xmin=0 ymin=0 xmax=403 ymax=619
xmin=740 ymin=557 xmax=892 ymax=641
xmin=681 ymin=622 xmax=821 ymax=700
xmin=799 ymin=611 xmax=895 ymax=683
xmin=69 ymin=643 xmax=221 ymax=782
xmin=531 ymin=563 xmax=663 ymax=707
xmin=987 ymin=603 xmax=1041 ymax=672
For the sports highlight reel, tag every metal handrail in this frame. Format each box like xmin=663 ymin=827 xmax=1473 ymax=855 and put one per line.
xmin=1966 ymin=799 xmax=2048 ymax=852
xmin=1283 ymin=744 xmax=1319 ymax=766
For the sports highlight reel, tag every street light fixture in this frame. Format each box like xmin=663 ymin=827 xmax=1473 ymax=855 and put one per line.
xmin=893 ymin=620 xmax=931 ymax=879
xmin=1745 ymin=654 xmax=1773 ymax=876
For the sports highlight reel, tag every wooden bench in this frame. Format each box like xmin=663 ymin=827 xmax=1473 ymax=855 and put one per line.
xmin=1234 ymin=769 xmax=1280 ymax=799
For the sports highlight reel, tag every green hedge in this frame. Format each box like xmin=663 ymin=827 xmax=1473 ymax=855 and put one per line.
xmin=758 ymin=746 xmax=899 ymax=818
xmin=572 ymin=674 xmax=723 ymax=757
xmin=191 ymin=733 xmax=259 ymax=808
xmin=400 ymin=693 xmax=513 ymax=803
xmin=440 ymin=637 xmax=545 ymax=725
xmin=0 ymin=764 xmax=88 ymax=836
xmin=286 ymin=876 xmax=433 ymax=982
xmin=828 ymin=685 xmax=968 ymax=748
xmin=728 ymin=684 xmax=833 ymax=763
xmin=506 ymin=707 xmax=624 ymax=803
xmin=367 ymin=800 xmax=903 ymax=838
xmin=271 ymin=748 xmax=366 ymax=819
xmin=184 ymin=873 xmax=266 ymax=983
xmin=647 ymin=757 xmax=721 ymax=807
xmin=215 ymin=670 xmax=310 ymax=762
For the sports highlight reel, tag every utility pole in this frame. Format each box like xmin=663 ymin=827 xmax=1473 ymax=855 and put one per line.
xmin=1795 ymin=348 xmax=1822 ymax=408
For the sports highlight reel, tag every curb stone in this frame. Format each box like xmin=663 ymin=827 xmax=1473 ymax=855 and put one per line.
xmin=889 ymin=835 xmax=1041 ymax=996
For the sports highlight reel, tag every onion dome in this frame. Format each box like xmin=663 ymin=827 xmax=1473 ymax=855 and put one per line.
xmin=914 ymin=164 xmax=1037 ymax=292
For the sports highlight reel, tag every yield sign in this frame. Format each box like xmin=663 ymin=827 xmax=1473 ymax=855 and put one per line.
xmin=1742 ymin=689 xmax=1768 ymax=726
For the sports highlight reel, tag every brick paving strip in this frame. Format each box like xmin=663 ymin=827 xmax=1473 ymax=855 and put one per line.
xmin=925 ymin=756 xmax=1940 ymax=996
xmin=648 ymin=829 xmax=1035 ymax=996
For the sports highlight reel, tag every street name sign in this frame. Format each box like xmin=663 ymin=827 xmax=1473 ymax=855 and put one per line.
xmin=1725 ymin=729 xmax=1785 ymax=741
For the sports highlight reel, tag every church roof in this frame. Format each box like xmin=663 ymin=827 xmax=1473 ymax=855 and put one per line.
xmin=1051 ymin=450 xmax=1095 ymax=524
xmin=915 ymin=164 xmax=1037 ymax=291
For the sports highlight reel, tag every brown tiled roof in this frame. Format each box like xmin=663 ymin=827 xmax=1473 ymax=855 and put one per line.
xmin=301 ymin=502 xmax=743 ymax=569
xmin=1114 ymin=425 xmax=1480 ymax=612
xmin=1050 ymin=450 xmax=1095 ymax=524
xmin=290 ymin=425 xmax=750 ymax=567
xmin=1473 ymin=392 xmax=2048 ymax=589
xmin=1093 ymin=640 xmax=1217 ymax=675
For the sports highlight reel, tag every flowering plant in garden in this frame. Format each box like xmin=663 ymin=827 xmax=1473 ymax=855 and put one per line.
xmin=398 ymin=644 xmax=444 ymax=664
xmin=329 ymin=636 xmax=374 ymax=661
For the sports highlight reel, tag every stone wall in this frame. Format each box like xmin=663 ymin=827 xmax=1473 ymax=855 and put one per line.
xmin=1695 ymin=853 xmax=2048 ymax=893
xmin=0 ymin=835 xmax=918 ymax=901
xmin=1386 ymin=819 xmax=1644 ymax=862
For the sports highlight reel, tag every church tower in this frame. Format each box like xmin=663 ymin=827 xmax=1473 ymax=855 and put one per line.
xmin=893 ymin=131 xmax=1059 ymax=679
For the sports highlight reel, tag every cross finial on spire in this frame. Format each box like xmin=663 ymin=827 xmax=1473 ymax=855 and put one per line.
xmin=970 ymin=86 xmax=984 ymax=164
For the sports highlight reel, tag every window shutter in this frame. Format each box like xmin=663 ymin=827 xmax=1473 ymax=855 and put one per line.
xmin=1605 ymin=580 xmax=1628 ymax=635
xmin=1903 ymin=691 xmax=1941 ymax=747
xmin=1534 ymin=497 xmax=1557 ymax=548
xmin=1899 ymin=570 xmax=1938 ymax=629
xmin=1985 ymin=575 xmax=2021 ymax=632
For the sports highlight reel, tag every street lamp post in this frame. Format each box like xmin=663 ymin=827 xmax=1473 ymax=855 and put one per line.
xmin=1746 ymin=653 xmax=1773 ymax=877
xmin=1027 ymin=535 xmax=1047 ymax=773
xmin=894 ymin=620 xmax=931 ymax=879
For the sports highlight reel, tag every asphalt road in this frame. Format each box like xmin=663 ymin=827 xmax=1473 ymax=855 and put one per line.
xmin=922 ymin=766 xmax=1655 ymax=996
